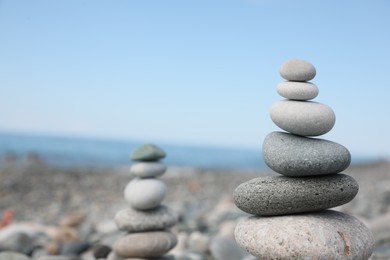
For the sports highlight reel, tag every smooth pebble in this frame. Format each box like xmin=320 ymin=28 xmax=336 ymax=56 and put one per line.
xmin=276 ymin=81 xmax=319 ymax=100
xmin=280 ymin=59 xmax=316 ymax=82
xmin=124 ymin=178 xmax=166 ymax=210
xmin=131 ymin=144 xmax=166 ymax=161
xmin=130 ymin=162 xmax=167 ymax=178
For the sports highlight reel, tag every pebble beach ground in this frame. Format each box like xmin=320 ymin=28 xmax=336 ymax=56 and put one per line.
xmin=0 ymin=160 xmax=390 ymax=259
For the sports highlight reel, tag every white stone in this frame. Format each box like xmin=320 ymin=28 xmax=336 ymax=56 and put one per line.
xmin=280 ymin=59 xmax=316 ymax=82
xmin=276 ymin=81 xmax=319 ymax=100
xmin=270 ymin=100 xmax=335 ymax=136
xmin=124 ymin=178 xmax=166 ymax=210
xmin=130 ymin=162 xmax=167 ymax=178
xmin=235 ymin=210 xmax=374 ymax=259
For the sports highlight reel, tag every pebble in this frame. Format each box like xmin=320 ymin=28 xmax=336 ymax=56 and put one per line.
xmin=276 ymin=81 xmax=319 ymax=100
xmin=210 ymin=236 xmax=250 ymax=260
xmin=187 ymin=231 xmax=210 ymax=254
xmin=114 ymin=205 xmax=178 ymax=232
xmin=131 ymin=144 xmax=166 ymax=161
xmin=93 ymin=244 xmax=111 ymax=259
xmin=279 ymin=59 xmax=316 ymax=82
xmin=262 ymin=131 xmax=351 ymax=176
xmin=233 ymin=174 xmax=359 ymax=216
xmin=270 ymin=100 xmax=336 ymax=136
xmin=113 ymin=231 xmax=177 ymax=258
xmin=130 ymin=162 xmax=167 ymax=178
xmin=0 ymin=252 xmax=31 ymax=260
xmin=235 ymin=210 xmax=374 ymax=259
xmin=0 ymin=232 xmax=35 ymax=254
xmin=124 ymin=178 xmax=166 ymax=210
xmin=60 ymin=241 xmax=89 ymax=255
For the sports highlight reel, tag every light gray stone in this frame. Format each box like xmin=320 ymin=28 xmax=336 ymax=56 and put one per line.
xmin=130 ymin=162 xmax=167 ymax=178
xmin=233 ymin=174 xmax=358 ymax=216
xmin=0 ymin=252 xmax=31 ymax=260
xmin=262 ymin=131 xmax=351 ymax=176
xmin=234 ymin=210 xmax=374 ymax=260
xmin=280 ymin=59 xmax=316 ymax=82
xmin=113 ymin=231 xmax=177 ymax=258
xmin=131 ymin=144 xmax=166 ymax=161
xmin=276 ymin=81 xmax=319 ymax=100
xmin=114 ymin=205 xmax=178 ymax=232
xmin=270 ymin=100 xmax=336 ymax=136
xmin=124 ymin=178 xmax=166 ymax=210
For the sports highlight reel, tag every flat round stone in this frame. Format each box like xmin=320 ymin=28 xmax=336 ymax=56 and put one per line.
xmin=280 ymin=60 xmax=316 ymax=82
xmin=233 ymin=174 xmax=358 ymax=216
xmin=276 ymin=81 xmax=319 ymax=100
xmin=114 ymin=205 xmax=178 ymax=232
xmin=130 ymin=162 xmax=167 ymax=178
xmin=235 ymin=210 xmax=374 ymax=259
xmin=113 ymin=231 xmax=177 ymax=258
xmin=262 ymin=131 xmax=351 ymax=176
xmin=131 ymin=144 xmax=166 ymax=161
xmin=124 ymin=178 xmax=166 ymax=210
xmin=270 ymin=100 xmax=336 ymax=136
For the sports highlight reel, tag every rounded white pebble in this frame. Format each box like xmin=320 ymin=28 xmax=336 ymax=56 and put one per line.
xmin=280 ymin=59 xmax=316 ymax=82
xmin=276 ymin=81 xmax=319 ymax=100
xmin=130 ymin=162 xmax=167 ymax=178
xmin=124 ymin=178 xmax=166 ymax=210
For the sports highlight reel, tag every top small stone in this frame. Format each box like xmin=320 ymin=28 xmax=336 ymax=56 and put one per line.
xmin=131 ymin=144 xmax=166 ymax=161
xmin=280 ymin=60 xmax=316 ymax=82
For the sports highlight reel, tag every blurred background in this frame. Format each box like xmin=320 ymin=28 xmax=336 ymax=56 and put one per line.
xmin=1 ymin=0 xmax=389 ymax=169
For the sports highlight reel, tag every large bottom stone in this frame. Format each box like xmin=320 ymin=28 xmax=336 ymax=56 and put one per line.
xmin=113 ymin=231 xmax=177 ymax=258
xmin=235 ymin=210 xmax=374 ymax=260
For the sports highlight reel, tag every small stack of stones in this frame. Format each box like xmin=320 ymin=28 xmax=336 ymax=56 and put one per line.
xmin=233 ymin=60 xmax=374 ymax=259
xmin=111 ymin=144 xmax=177 ymax=260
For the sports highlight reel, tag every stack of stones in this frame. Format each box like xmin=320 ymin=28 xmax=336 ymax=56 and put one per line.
xmin=111 ymin=144 xmax=177 ymax=260
xmin=233 ymin=60 xmax=374 ymax=259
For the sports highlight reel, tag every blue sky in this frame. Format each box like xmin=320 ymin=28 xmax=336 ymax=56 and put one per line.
xmin=1 ymin=0 xmax=389 ymax=158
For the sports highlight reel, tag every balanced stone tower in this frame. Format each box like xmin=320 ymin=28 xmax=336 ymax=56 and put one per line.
xmin=233 ymin=60 xmax=374 ymax=259
xmin=112 ymin=144 xmax=177 ymax=259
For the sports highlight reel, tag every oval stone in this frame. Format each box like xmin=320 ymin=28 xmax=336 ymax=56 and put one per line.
xmin=124 ymin=178 xmax=166 ymax=210
xmin=276 ymin=81 xmax=319 ymax=100
xmin=131 ymin=144 xmax=166 ymax=161
xmin=262 ymin=132 xmax=351 ymax=176
xmin=235 ymin=210 xmax=374 ymax=260
xmin=280 ymin=59 xmax=316 ymax=82
xmin=270 ymin=100 xmax=336 ymax=136
xmin=233 ymin=174 xmax=358 ymax=216
xmin=114 ymin=205 xmax=178 ymax=232
xmin=113 ymin=231 xmax=177 ymax=258
xmin=130 ymin=162 xmax=167 ymax=178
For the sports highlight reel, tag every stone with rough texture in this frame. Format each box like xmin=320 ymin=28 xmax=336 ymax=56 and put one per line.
xmin=233 ymin=174 xmax=358 ymax=216
xmin=113 ymin=231 xmax=177 ymax=258
xmin=124 ymin=178 xmax=166 ymax=210
xmin=130 ymin=162 xmax=167 ymax=178
xmin=114 ymin=205 xmax=178 ymax=232
xmin=263 ymin=131 xmax=351 ymax=176
xmin=131 ymin=144 xmax=166 ymax=161
xmin=235 ymin=210 xmax=374 ymax=260
xmin=280 ymin=59 xmax=316 ymax=82
xmin=270 ymin=100 xmax=336 ymax=136
xmin=276 ymin=81 xmax=319 ymax=100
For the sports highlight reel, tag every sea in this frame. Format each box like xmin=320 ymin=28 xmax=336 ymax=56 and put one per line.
xmin=0 ymin=132 xmax=376 ymax=170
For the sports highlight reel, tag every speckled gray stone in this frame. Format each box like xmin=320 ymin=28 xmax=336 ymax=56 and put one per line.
xmin=131 ymin=144 xmax=166 ymax=161
xmin=276 ymin=81 xmax=319 ymax=100
xmin=270 ymin=100 xmax=336 ymax=136
xmin=124 ymin=178 xmax=166 ymax=210
xmin=280 ymin=59 xmax=316 ymax=82
xmin=234 ymin=210 xmax=374 ymax=260
xmin=130 ymin=162 xmax=167 ymax=178
xmin=113 ymin=231 xmax=177 ymax=258
xmin=233 ymin=174 xmax=358 ymax=216
xmin=114 ymin=205 xmax=178 ymax=232
xmin=262 ymin=132 xmax=351 ymax=176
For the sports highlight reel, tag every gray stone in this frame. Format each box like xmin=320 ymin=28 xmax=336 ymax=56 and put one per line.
xmin=113 ymin=231 xmax=177 ymax=258
xmin=276 ymin=81 xmax=319 ymax=100
xmin=233 ymin=174 xmax=358 ymax=216
xmin=124 ymin=178 xmax=166 ymax=210
xmin=280 ymin=59 xmax=316 ymax=82
xmin=130 ymin=162 xmax=167 ymax=178
xmin=270 ymin=100 xmax=336 ymax=136
xmin=114 ymin=205 xmax=178 ymax=232
xmin=61 ymin=241 xmax=89 ymax=255
xmin=131 ymin=144 xmax=166 ymax=161
xmin=93 ymin=245 xmax=111 ymax=259
xmin=234 ymin=210 xmax=374 ymax=260
xmin=0 ymin=252 xmax=31 ymax=260
xmin=0 ymin=232 xmax=35 ymax=254
xmin=262 ymin=131 xmax=351 ymax=176
xmin=210 ymin=236 xmax=250 ymax=260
